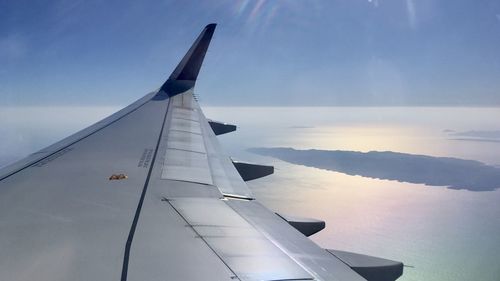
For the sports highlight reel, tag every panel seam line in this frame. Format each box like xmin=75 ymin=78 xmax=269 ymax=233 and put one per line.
xmin=120 ymin=97 xmax=171 ymax=281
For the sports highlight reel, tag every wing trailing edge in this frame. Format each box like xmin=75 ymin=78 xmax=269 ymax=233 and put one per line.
xmin=160 ymin=23 xmax=216 ymax=97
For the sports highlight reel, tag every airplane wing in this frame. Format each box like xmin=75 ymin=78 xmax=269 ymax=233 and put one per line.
xmin=0 ymin=24 xmax=403 ymax=281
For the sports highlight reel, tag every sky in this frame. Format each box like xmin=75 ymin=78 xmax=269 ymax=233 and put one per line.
xmin=1 ymin=0 xmax=500 ymax=106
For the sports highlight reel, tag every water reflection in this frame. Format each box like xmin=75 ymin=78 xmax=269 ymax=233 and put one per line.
xmin=447 ymin=130 xmax=500 ymax=144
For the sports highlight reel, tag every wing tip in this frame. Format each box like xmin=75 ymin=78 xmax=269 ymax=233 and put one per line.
xmin=205 ymin=23 xmax=217 ymax=30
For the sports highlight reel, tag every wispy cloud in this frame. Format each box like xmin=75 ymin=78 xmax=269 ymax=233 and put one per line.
xmin=406 ymin=0 xmax=417 ymax=29
xmin=367 ymin=0 xmax=379 ymax=8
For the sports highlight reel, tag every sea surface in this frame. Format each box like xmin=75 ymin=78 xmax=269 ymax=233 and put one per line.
xmin=1 ymin=106 xmax=500 ymax=281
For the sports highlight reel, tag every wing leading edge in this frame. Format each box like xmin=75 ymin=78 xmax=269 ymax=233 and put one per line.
xmin=0 ymin=24 xmax=403 ymax=281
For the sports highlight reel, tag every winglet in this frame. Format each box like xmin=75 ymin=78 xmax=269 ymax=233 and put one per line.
xmin=169 ymin=23 xmax=216 ymax=81
xmin=160 ymin=24 xmax=216 ymax=97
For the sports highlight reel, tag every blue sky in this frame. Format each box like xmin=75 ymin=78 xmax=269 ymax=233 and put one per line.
xmin=1 ymin=0 xmax=500 ymax=106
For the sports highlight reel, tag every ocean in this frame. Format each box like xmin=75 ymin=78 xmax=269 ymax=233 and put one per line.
xmin=1 ymin=106 xmax=499 ymax=281
xmin=205 ymin=106 xmax=500 ymax=281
